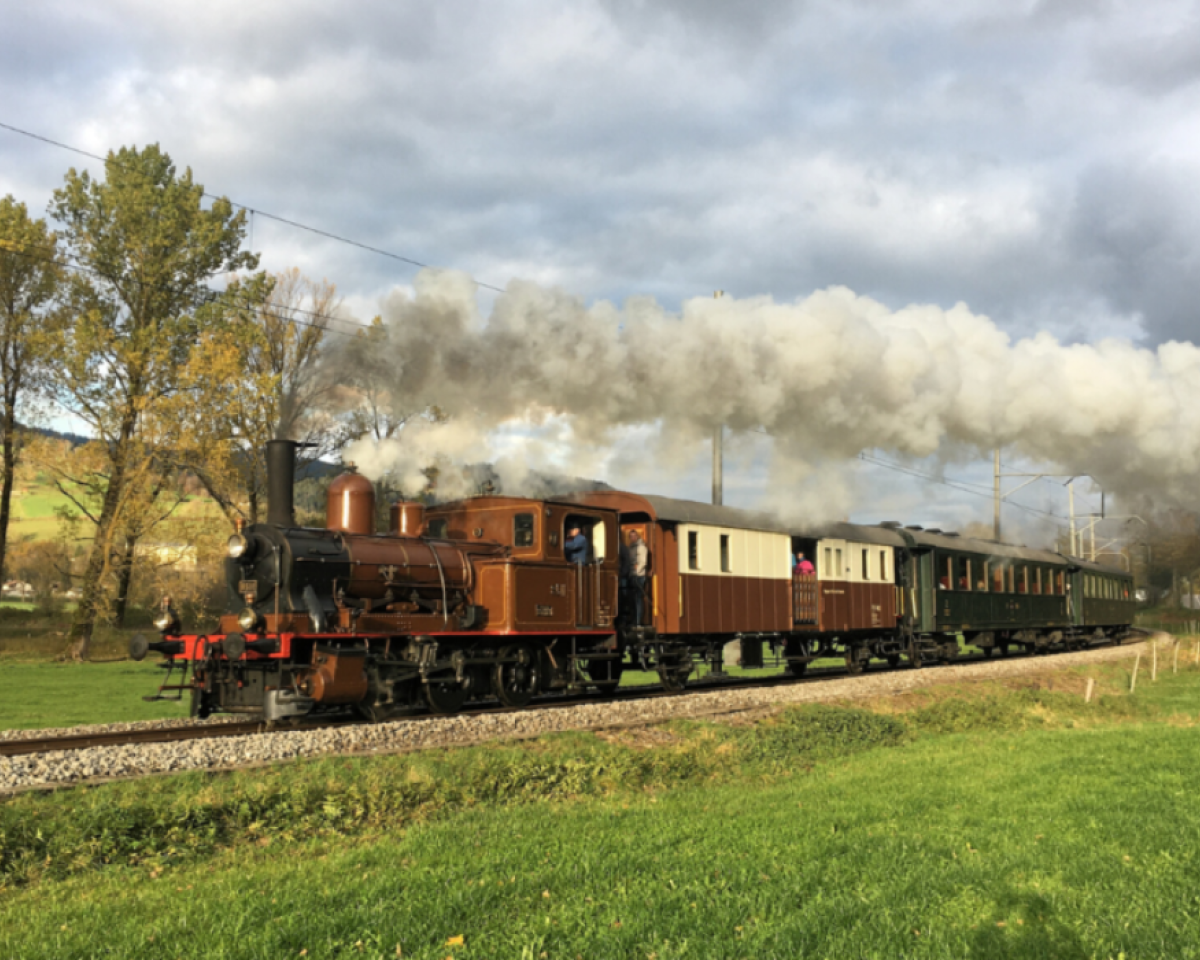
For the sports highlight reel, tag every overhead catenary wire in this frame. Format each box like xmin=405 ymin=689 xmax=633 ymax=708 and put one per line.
xmin=0 ymin=120 xmax=508 ymax=294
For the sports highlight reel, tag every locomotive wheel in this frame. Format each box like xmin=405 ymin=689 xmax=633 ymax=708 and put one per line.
xmin=425 ymin=678 xmax=467 ymax=714
xmin=844 ymin=650 xmax=866 ymax=675
xmin=886 ymin=654 xmax=902 ymax=669
xmin=585 ymin=656 xmax=625 ymax=694
xmin=785 ymin=659 xmax=809 ymax=677
xmin=494 ymin=643 xmax=539 ymax=708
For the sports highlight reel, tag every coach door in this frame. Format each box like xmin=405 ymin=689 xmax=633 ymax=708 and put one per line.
xmin=818 ymin=539 xmax=849 ymax=631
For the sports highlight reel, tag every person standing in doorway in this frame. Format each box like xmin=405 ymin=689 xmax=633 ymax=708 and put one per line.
xmin=628 ymin=529 xmax=648 ymax=627
xmin=564 ymin=525 xmax=589 ymax=564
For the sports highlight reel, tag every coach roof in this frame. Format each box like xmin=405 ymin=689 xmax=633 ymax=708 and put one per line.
xmin=564 ymin=491 xmax=784 ymax=533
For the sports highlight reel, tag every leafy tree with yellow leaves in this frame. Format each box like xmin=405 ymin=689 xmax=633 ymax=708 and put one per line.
xmin=49 ymin=144 xmax=256 ymax=659
xmin=0 ymin=196 xmax=62 ymax=583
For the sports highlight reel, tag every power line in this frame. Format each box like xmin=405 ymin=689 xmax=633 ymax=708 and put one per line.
xmin=858 ymin=452 xmax=1064 ymax=522
xmin=0 ymin=238 xmax=372 ymax=340
xmin=745 ymin=425 xmax=1063 ymax=521
xmin=0 ymin=120 xmax=508 ymax=294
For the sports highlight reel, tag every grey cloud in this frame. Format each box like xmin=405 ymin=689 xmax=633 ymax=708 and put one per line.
xmin=597 ymin=0 xmax=808 ymax=47
xmin=1094 ymin=17 xmax=1200 ymax=94
xmin=1065 ymin=161 xmax=1200 ymax=344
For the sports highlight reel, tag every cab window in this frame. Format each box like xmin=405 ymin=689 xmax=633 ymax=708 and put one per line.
xmin=514 ymin=513 xmax=535 ymax=548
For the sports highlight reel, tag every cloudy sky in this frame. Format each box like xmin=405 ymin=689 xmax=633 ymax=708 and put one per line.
xmin=3 ymin=0 xmax=1198 ymax=541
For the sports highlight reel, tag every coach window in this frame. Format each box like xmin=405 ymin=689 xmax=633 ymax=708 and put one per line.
xmin=879 ymin=550 xmax=888 ymax=581
xmin=688 ymin=531 xmax=700 ymax=571
xmin=823 ymin=547 xmax=832 ymax=578
xmin=1007 ymin=566 xmax=1016 ymax=593
xmin=1017 ymin=566 xmax=1027 ymax=594
xmin=979 ymin=561 xmax=990 ymax=592
xmin=993 ymin=564 xmax=1004 ymax=593
xmin=836 ymin=548 xmax=844 ymax=578
xmin=956 ymin=556 xmax=970 ymax=591
xmin=940 ymin=557 xmax=952 ymax=590
xmin=862 ymin=548 xmax=870 ymax=581
xmin=720 ymin=534 xmax=731 ymax=573
xmin=514 ymin=513 xmax=535 ymax=548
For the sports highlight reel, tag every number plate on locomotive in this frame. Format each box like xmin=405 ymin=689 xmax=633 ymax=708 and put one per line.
xmin=238 ymin=580 xmax=259 ymax=595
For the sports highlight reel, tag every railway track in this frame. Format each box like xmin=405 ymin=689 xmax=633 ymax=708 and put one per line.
xmin=2 ymin=635 xmax=1147 ymax=759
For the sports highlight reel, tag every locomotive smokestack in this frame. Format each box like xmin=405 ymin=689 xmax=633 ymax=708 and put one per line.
xmin=266 ymin=439 xmax=299 ymax=527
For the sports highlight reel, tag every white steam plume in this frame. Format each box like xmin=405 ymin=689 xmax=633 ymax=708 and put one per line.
xmin=342 ymin=269 xmax=1200 ymax=511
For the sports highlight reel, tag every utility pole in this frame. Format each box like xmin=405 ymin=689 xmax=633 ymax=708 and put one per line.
xmin=993 ymin=449 xmax=1001 ymax=540
xmin=712 ymin=290 xmax=725 ymax=506
xmin=712 ymin=424 xmax=723 ymax=506
xmin=1068 ymin=480 xmax=1077 ymax=557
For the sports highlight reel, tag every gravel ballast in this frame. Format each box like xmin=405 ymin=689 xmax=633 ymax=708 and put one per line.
xmin=0 ymin=637 xmax=1168 ymax=793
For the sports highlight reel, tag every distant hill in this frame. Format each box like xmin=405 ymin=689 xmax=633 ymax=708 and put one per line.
xmin=26 ymin=424 xmax=91 ymax=447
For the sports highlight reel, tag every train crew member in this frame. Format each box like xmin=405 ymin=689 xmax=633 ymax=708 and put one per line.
xmin=793 ymin=551 xmax=814 ymax=575
xmin=564 ymin=525 xmax=589 ymax=564
xmin=628 ymin=530 xmax=648 ymax=626
xmin=617 ymin=537 xmax=633 ymax=626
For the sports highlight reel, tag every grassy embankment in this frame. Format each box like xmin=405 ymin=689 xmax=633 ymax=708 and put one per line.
xmin=2 ymin=648 xmax=1198 ymax=958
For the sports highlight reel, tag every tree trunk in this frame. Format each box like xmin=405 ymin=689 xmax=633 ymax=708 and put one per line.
xmin=68 ymin=426 xmax=135 ymax=661
xmin=0 ymin=393 xmax=16 ymax=582
xmin=113 ymin=534 xmax=137 ymax=626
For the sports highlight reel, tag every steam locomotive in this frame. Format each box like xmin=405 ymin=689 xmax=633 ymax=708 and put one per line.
xmin=132 ymin=441 xmax=1137 ymax=720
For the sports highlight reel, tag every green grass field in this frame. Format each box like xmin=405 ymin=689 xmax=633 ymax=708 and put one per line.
xmin=4 ymin=482 xmax=225 ymax=543
xmin=0 ymin=660 xmax=189 ymax=729
xmin=0 ymin=660 xmax=1197 ymax=958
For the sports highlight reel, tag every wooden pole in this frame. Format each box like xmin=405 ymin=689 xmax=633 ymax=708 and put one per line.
xmin=1085 ymin=677 xmax=1095 ymax=703
xmin=1131 ymin=653 xmax=1140 ymax=693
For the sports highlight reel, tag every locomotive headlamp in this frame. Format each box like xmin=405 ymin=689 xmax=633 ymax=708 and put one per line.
xmin=227 ymin=532 xmax=252 ymax=560
xmin=152 ymin=598 xmax=180 ymax=635
xmin=237 ymin=607 xmax=261 ymax=632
